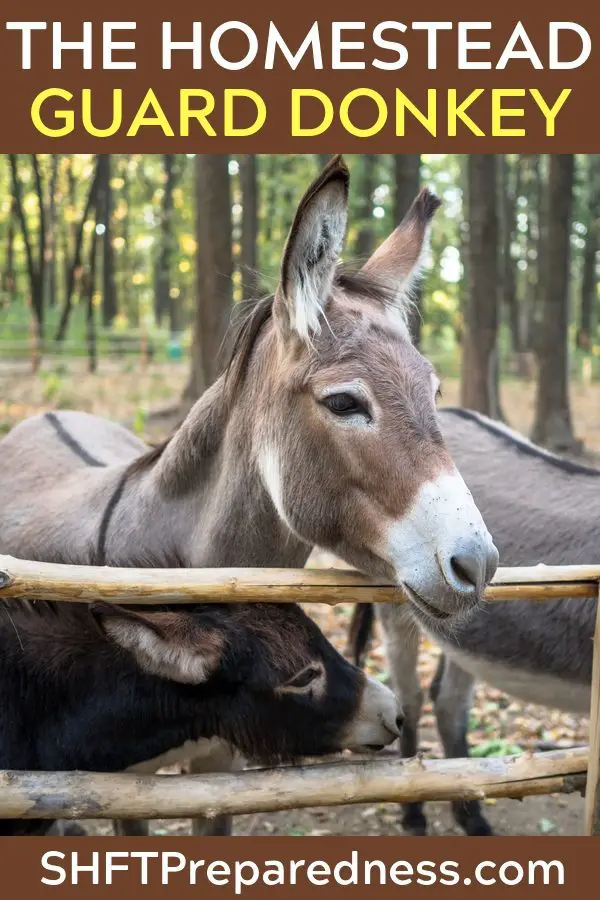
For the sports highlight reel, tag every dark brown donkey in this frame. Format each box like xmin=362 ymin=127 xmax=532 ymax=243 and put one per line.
xmin=0 ymin=157 xmax=498 ymax=836
xmin=0 ymin=597 xmax=402 ymax=836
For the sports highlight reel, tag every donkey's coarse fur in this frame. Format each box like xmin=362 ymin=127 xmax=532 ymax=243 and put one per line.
xmin=0 ymin=597 xmax=402 ymax=836
xmin=0 ymin=157 xmax=497 ymax=836
xmin=350 ymin=407 xmax=600 ymax=836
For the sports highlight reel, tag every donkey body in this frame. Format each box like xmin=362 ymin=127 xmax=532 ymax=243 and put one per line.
xmin=0 ymin=158 xmax=497 ymax=836
xmin=351 ymin=407 xmax=600 ymax=835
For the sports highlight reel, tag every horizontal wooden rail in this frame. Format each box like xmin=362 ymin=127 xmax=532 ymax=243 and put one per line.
xmin=1 ymin=556 xmax=599 ymax=605
xmin=0 ymin=748 xmax=588 ymax=820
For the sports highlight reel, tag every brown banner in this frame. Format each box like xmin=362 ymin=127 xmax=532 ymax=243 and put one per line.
xmin=0 ymin=1 xmax=598 ymax=151
xmin=0 ymin=836 xmax=596 ymax=898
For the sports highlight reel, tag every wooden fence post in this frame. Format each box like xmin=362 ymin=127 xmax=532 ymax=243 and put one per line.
xmin=585 ymin=583 xmax=600 ymax=834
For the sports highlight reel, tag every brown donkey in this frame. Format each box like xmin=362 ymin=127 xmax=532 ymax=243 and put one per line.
xmin=0 ymin=156 xmax=498 ymax=835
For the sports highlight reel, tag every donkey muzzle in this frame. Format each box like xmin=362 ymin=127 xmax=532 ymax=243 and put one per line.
xmin=386 ymin=468 xmax=498 ymax=621
xmin=342 ymin=674 xmax=403 ymax=752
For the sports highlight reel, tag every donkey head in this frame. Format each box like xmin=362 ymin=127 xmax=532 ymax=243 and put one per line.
xmin=93 ymin=601 xmax=402 ymax=762
xmin=243 ymin=156 xmax=498 ymax=624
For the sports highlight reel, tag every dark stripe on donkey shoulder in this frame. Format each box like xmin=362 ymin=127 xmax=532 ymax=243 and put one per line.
xmin=45 ymin=412 xmax=106 ymax=468
xmin=95 ymin=471 xmax=130 ymax=566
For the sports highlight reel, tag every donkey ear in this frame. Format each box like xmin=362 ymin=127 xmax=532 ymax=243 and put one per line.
xmin=92 ymin=603 xmax=223 ymax=684
xmin=361 ymin=188 xmax=441 ymax=305
xmin=274 ymin=155 xmax=349 ymax=342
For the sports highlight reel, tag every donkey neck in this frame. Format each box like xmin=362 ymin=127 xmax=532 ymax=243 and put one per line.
xmin=107 ymin=378 xmax=311 ymax=569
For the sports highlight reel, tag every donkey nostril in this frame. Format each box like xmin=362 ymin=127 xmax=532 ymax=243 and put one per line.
xmin=451 ymin=555 xmax=476 ymax=588
xmin=448 ymin=546 xmax=483 ymax=593
xmin=448 ymin=541 xmax=498 ymax=594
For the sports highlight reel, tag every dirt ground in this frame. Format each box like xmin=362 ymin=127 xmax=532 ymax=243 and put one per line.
xmin=0 ymin=358 xmax=595 ymax=837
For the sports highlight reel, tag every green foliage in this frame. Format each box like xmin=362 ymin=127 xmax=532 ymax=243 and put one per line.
xmin=470 ymin=740 xmax=523 ymax=758
xmin=41 ymin=371 xmax=63 ymax=402
xmin=132 ymin=407 xmax=148 ymax=437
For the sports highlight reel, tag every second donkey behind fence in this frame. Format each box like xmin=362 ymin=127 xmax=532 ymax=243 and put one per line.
xmin=0 ymin=594 xmax=403 ymax=836
xmin=350 ymin=407 xmax=600 ymax=836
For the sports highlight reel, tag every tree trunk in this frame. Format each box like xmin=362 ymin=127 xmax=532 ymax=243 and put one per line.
xmin=155 ymin=154 xmax=177 ymax=327
xmin=460 ymin=155 xmax=503 ymax=418
xmin=55 ymin=157 xmax=103 ymax=343
xmin=498 ymin=155 xmax=520 ymax=353
xmin=31 ymin=155 xmax=46 ymax=328
xmin=239 ymin=155 xmax=259 ymax=298
xmin=577 ymin=155 xmax=600 ymax=351
xmin=96 ymin=155 xmax=117 ymax=328
xmin=9 ymin=155 xmax=44 ymax=340
xmin=1 ymin=197 xmax=17 ymax=306
xmin=531 ymin=155 xmax=579 ymax=452
xmin=184 ymin=155 xmax=233 ymax=401
xmin=520 ymin=154 xmax=542 ymax=352
xmin=354 ymin=155 xmax=377 ymax=259
xmin=262 ymin=156 xmax=278 ymax=247
xmin=394 ymin=155 xmax=422 ymax=344
xmin=61 ymin=157 xmax=77 ymax=309
xmin=44 ymin=155 xmax=59 ymax=307
xmin=86 ymin=209 xmax=100 ymax=374
xmin=457 ymin=156 xmax=470 ymax=338
xmin=118 ymin=155 xmax=134 ymax=321
xmin=120 ymin=156 xmax=130 ymax=257
xmin=279 ymin=157 xmax=297 ymax=238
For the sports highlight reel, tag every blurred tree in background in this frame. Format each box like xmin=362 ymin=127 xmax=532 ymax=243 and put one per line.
xmin=185 ymin=154 xmax=233 ymax=401
xmin=394 ymin=155 xmax=421 ymax=344
xmin=532 ymin=155 xmax=578 ymax=452
xmin=0 ymin=153 xmax=598 ymax=451
xmin=460 ymin=154 xmax=502 ymax=419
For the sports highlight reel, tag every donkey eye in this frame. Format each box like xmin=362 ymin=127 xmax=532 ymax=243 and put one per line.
xmin=283 ymin=665 xmax=322 ymax=690
xmin=322 ymin=393 xmax=367 ymax=418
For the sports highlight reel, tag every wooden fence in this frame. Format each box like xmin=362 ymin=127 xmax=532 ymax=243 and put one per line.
xmin=1 ymin=554 xmax=599 ymax=836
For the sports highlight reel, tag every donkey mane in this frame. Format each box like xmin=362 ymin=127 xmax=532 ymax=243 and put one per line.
xmin=129 ymin=266 xmax=405 ymax=477
xmin=442 ymin=408 xmax=600 ymax=477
